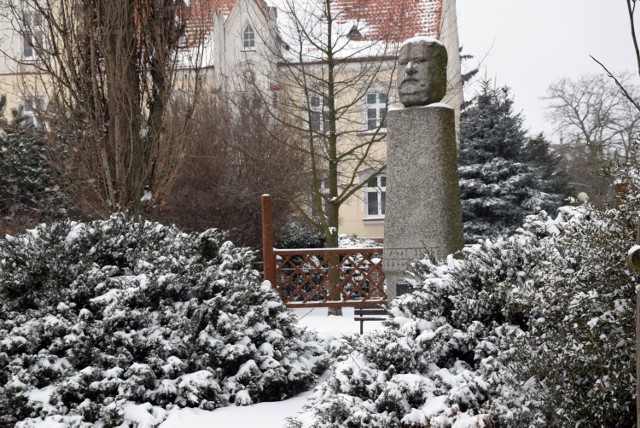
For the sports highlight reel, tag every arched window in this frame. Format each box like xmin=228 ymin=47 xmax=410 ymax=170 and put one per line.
xmin=243 ymin=24 xmax=255 ymax=50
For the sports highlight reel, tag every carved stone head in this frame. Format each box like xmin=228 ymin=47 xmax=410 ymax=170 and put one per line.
xmin=397 ymin=37 xmax=448 ymax=107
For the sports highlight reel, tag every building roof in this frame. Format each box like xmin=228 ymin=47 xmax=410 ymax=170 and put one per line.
xmin=188 ymin=0 xmax=443 ymax=41
xmin=182 ymin=0 xmax=444 ymax=63
xmin=183 ymin=0 xmax=272 ymax=45
xmin=334 ymin=0 xmax=442 ymax=42
xmin=205 ymin=0 xmax=236 ymax=15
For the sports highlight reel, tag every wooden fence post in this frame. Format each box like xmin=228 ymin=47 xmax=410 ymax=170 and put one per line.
xmin=261 ymin=194 xmax=276 ymax=286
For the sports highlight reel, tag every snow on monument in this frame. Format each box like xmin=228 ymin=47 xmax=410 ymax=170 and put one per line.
xmin=384 ymin=36 xmax=464 ymax=300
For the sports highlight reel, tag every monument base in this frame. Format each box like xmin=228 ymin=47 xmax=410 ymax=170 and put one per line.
xmin=384 ymin=104 xmax=464 ymax=300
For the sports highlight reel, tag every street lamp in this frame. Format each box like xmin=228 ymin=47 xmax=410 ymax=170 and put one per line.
xmin=577 ymin=192 xmax=589 ymax=203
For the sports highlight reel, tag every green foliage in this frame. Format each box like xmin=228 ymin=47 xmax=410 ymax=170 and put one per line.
xmin=291 ymin=192 xmax=636 ymax=426
xmin=510 ymin=166 xmax=638 ymax=425
xmin=0 ymin=215 xmax=328 ymax=426
xmin=460 ymin=82 xmax=570 ymax=243
xmin=0 ymin=98 xmax=71 ymax=229
xmin=275 ymin=220 xmax=326 ymax=249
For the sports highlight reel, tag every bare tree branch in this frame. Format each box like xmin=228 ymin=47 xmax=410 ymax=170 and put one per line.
xmin=591 ymin=55 xmax=640 ymax=113
xmin=0 ymin=0 xmax=207 ymax=216
xmin=222 ymin=0 xmax=398 ymax=248
xmin=627 ymin=0 xmax=640 ymax=80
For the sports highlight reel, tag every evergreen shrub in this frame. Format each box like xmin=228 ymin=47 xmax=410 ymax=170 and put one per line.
xmin=0 ymin=215 xmax=328 ymax=426
xmin=291 ymin=190 xmax=636 ymax=426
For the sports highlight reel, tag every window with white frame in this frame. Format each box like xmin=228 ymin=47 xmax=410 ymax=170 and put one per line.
xmin=310 ymin=94 xmax=329 ymax=133
xmin=22 ymin=10 xmax=44 ymax=60
xmin=20 ymin=95 xmax=45 ymax=128
xmin=365 ymin=91 xmax=387 ymax=130
xmin=363 ymin=174 xmax=386 ymax=218
xmin=243 ymin=24 xmax=255 ymax=50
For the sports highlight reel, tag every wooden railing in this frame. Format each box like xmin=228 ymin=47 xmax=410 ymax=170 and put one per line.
xmin=262 ymin=195 xmax=387 ymax=307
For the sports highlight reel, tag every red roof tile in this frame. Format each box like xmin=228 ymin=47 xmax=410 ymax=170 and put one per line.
xmin=335 ymin=0 xmax=442 ymax=42
xmin=206 ymin=0 xmax=236 ymax=15
xmin=184 ymin=0 xmax=271 ymax=45
xmin=184 ymin=0 xmax=443 ymax=46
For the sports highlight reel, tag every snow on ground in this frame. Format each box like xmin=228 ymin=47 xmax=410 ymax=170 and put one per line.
xmin=160 ymin=392 xmax=311 ymax=428
xmin=293 ymin=306 xmax=384 ymax=339
xmin=159 ymin=307 xmax=385 ymax=428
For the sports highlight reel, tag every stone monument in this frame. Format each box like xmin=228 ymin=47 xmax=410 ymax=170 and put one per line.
xmin=384 ymin=36 xmax=464 ymax=300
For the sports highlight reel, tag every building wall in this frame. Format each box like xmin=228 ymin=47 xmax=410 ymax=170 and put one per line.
xmin=440 ymin=0 xmax=463 ymax=144
xmin=0 ymin=10 xmax=43 ymax=118
xmin=218 ymin=0 xmax=278 ymax=93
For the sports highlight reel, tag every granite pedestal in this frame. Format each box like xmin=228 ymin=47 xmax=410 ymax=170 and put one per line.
xmin=384 ymin=104 xmax=464 ymax=300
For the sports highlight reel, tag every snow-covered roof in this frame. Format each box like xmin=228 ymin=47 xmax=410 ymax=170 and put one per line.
xmin=182 ymin=0 xmax=444 ymax=63
xmin=333 ymin=0 xmax=442 ymax=42
xmin=269 ymin=0 xmax=443 ymax=63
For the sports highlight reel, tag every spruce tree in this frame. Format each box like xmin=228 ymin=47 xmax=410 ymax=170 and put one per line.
xmin=459 ymin=82 xmax=569 ymax=243
xmin=0 ymin=97 xmax=71 ymax=230
xmin=523 ymin=133 xmax=571 ymax=203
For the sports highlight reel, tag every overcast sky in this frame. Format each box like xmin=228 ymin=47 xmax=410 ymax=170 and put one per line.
xmin=456 ymin=0 xmax=638 ymax=141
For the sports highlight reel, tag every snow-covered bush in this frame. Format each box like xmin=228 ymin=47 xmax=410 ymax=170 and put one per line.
xmin=290 ymin=241 xmax=533 ymax=427
xmin=513 ymin=191 xmax=636 ymax=425
xmin=0 ymin=215 xmax=328 ymax=426
xmin=276 ymin=220 xmax=325 ymax=249
xmin=290 ymin=197 xmax=636 ymax=426
xmin=338 ymin=234 xmax=381 ymax=249
xmin=0 ymin=125 xmax=72 ymax=230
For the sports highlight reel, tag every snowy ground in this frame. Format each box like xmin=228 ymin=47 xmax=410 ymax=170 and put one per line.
xmin=159 ymin=307 xmax=385 ymax=428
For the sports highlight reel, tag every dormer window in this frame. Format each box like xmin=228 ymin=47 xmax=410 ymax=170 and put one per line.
xmin=177 ymin=29 xmax=188 ymax=48
xmin=243 ymin=24 xmax=255 ymax=50
xmin=347 ymin=25 xmax=362 ymax=40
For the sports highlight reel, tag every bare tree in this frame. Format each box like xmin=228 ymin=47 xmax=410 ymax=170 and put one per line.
xmin=233 ymin=0 xmax=402 ymax=248
xmin=546 ymin=1 xmax=640 ymax=208
xmin=545 ymin=73 xmax=640 ymax=205
xmin=545 ymin=74 xmax=640 ymax=162
xmin=153 ymin=92 xmax=307 ymax=249
xmin=0 ymin=0 xmax=206 ymax=216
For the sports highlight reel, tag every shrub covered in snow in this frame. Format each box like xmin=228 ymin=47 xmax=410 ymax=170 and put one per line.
xmin=0 ymin=124 xmax=72 ymax=230
xmin=512 ymin=189 xmax=636 ymax=425
xmin=275 ymin=223 xmax=380 ymax=250
xmin=337 ymin=234 xmax=381 ymax=249
xmin=290 ymin=196 xmax=636 ymax=426
xmin=0 ymin=215 xmax=328 ymax=426
xmin=276 ymin=220 xmax=326 ymax=249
